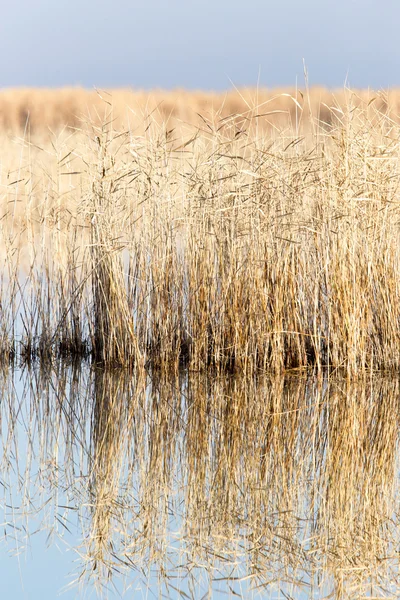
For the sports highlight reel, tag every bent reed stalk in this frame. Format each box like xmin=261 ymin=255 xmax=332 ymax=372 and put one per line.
xmin=0 ymin=89 xmax=400 ymax=373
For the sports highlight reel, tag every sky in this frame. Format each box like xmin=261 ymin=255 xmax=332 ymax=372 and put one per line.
xmin=1 ymin=0 xmax=399 ymax=90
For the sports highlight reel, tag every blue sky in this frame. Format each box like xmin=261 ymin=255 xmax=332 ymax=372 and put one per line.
xmin=1 ymin=0 xmax=399 ymax=90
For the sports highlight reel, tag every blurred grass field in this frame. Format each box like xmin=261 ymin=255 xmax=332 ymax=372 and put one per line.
xmin=0 ymin=86 xmax=397 ymax=133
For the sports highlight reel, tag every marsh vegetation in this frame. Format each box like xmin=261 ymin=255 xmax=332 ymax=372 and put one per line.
xmin=0 ymin=87 xmax=400 ymax=597
xmin=1 ymin=87 xmax=400 ymax=371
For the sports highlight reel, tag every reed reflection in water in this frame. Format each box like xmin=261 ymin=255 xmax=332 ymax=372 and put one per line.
xmin=0 ymin=366 xmax=399 ymax=599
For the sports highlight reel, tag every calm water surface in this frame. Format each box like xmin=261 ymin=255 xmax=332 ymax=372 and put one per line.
xmin=0 ymin=366 xmax=399 ymax=599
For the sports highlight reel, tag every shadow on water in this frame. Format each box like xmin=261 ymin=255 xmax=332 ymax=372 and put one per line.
xmin=0 ymin=365 xmax=399 ymax=598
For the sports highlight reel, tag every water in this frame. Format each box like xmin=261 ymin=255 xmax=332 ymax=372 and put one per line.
xmin=0 ymin=366 xmax=399 ymax=599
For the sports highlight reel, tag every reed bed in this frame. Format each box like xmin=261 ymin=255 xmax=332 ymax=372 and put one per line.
xmin=0 ymin=89 xmax=400 ymax=372
xmin=0 ymin=365 xmax=399 ymax=598
xmin=0 ymin=86 xmax=398 ymax=134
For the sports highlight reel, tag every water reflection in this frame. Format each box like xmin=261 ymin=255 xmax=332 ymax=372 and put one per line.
xmin=0 ymin=366 xmax=399 ymax=598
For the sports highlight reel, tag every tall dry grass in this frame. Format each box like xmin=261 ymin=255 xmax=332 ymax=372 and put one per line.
xmin=0 ymin=88 xmax=399 ymax=372
xmin=0 ymin=86 xmax=398 ymax=134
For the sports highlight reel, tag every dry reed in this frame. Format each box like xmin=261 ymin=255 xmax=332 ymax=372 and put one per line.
xmin=0 ymin=88 xmax=399 ymax=372
xmin=0 ymin=86 xmax=398 ymax=135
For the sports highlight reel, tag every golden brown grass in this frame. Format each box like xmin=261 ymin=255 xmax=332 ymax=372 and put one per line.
xmin=0 ymin=85 xmax=398 ymax=134
xmin=0 ymin=87 xmax=400 ymax=372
